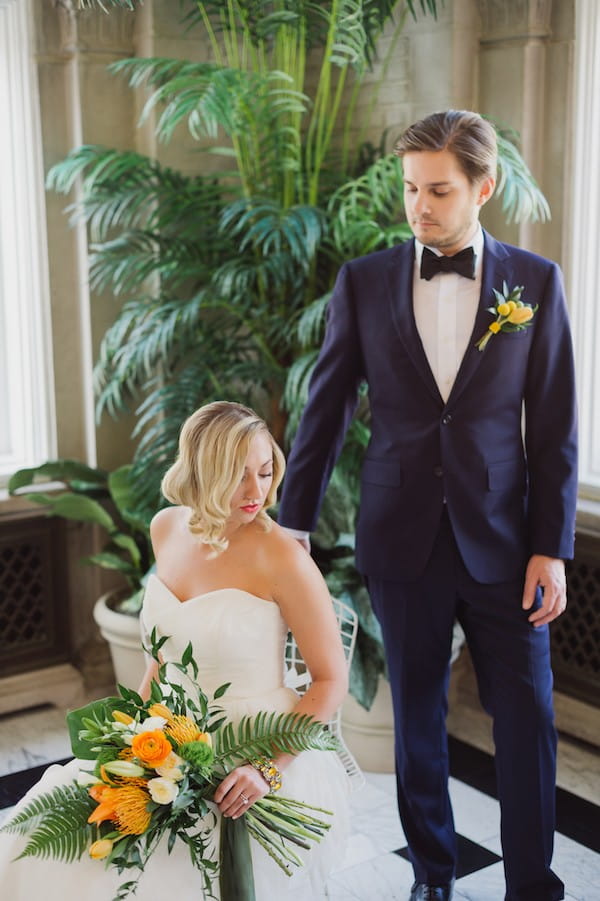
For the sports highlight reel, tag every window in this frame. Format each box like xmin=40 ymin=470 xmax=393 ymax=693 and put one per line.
xmin=0 ymin=0 xmax=56 ymax=485
xmin=569 ymin=0 xmax=600 ymax=497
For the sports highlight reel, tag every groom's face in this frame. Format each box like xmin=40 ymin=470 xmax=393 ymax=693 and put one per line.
xmin=402 ymin=148 xmax=495 ymax=256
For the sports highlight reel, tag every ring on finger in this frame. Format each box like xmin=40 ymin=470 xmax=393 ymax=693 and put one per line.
xmin=240 ymin=793 xmax=249 ymax=805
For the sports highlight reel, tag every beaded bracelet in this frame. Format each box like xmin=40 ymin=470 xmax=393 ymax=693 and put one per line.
xmin=250 ymin=756 xmax=282 ymax=793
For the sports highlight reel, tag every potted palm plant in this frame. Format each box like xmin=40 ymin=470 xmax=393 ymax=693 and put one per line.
xmin=46 ymin=0 xmax=549 ymax=719
xmin=8 ymin=461 xmax=154 ymax=687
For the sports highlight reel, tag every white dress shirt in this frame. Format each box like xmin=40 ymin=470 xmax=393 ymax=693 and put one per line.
xmin=413 ymin=226 xmax=484 ymax=402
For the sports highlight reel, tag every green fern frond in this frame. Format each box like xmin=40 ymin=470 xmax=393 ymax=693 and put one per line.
xmin=214 ymin=711 xmax=339 ymax=770
xmin=1 ymin=783 xmax=95 ymax=863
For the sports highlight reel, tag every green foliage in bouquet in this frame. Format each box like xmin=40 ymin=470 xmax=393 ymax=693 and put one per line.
xmin=1 ymin=631 xmax=340 ymax=901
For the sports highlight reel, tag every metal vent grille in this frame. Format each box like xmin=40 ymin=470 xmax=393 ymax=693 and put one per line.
xmin=552 ymin=531 xmax=600 ymax=705
xmin=0 ymin=515 xmax=70 ymax=678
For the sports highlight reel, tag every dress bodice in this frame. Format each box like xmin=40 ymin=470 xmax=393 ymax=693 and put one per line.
xmin=141 ymin=574 xmax=294 ymax=714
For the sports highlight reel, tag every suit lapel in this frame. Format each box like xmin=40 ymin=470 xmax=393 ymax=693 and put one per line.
xmin=446 ymin=231 xmax=512 ymax=407
xmin=387 ymin=239 xmax=444 ymax=404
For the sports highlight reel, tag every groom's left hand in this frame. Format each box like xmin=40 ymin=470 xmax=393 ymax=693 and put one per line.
xmin=522 ymin=554 xmax=567 ymax=627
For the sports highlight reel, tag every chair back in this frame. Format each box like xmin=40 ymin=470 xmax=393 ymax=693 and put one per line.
xmin=284 ymin=596 xmax=365 ymax=790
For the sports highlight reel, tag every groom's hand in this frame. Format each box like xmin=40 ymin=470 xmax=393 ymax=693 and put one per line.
xmin=522 ymin=554 xmax=567 ymax=626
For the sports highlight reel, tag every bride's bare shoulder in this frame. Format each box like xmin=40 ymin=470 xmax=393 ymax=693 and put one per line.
xmin=259 ymin=520 xmax=309 ymax=564
xmin=150 ymin=506 xmax=189 ymax=545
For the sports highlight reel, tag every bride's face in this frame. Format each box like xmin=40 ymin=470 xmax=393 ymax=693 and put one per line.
xmin=228 ymin=431 xmax=274 ymax=526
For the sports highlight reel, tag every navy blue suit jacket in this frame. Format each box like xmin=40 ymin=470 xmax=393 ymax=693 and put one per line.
xmin=278 ymin=231 xmax=578 ymax=584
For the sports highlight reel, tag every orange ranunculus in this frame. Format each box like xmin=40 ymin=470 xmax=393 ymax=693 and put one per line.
xmin=131 ymin=729 xmax=173 ymax=768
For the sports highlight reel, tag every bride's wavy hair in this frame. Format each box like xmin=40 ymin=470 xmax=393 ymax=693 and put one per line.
xmin=161 ymin=401 xmax=285 ymax=554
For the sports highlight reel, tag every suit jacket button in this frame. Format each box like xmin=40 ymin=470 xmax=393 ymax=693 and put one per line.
xmin=433 ymin=465 xmax=443 ymax=477
xmin=442 ymin=413 xmax=452 ymax=425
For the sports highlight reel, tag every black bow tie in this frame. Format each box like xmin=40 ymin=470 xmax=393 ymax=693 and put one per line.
xmin=420 ymin=245 xmax=475 ymax=281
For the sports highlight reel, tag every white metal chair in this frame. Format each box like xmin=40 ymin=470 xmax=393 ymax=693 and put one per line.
xmin=284 ymin=596 xmax=365 ymax=790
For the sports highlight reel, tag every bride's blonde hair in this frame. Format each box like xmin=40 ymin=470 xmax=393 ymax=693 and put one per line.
xmin=161 ymin=401 xmax=285 ymax=554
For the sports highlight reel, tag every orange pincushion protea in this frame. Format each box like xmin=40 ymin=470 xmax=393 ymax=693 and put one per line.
xmin=88 ymin=784 xmax=152 ymax=836
xmin=131 ymin=730 xmax=173 ymax=767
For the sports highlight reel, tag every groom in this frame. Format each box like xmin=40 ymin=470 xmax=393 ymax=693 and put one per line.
xmin=278 ymin=110 xmax=578 ymax=901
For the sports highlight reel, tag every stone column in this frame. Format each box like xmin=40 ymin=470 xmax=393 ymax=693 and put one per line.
xmin=33 ymin=1 xmax=140 ymax=471
xmin=476 ymin=0 xmax=554 ymax=253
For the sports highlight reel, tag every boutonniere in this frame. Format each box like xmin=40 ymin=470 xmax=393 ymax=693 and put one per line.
xmin=476 ymin=282 xmax=538 ymax=352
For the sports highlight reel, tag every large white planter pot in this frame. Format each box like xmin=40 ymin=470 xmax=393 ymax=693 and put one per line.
xmin=93 ymin=591 xmax=147 ymax=690
xmin=341 ymin=675 xmax=396 ymax=773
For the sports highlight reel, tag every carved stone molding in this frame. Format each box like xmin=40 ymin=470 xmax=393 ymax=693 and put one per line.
xmin=53 ymin=3 xmax=136 ymax=57
xmin=476 ymin=0 xmax=553 ymax=40
xmin=32 ymin=0 xmax=136 ymax=60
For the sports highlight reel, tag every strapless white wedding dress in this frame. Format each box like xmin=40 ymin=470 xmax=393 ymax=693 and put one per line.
xmin=0 ymin=575 xmax=350 ymax=900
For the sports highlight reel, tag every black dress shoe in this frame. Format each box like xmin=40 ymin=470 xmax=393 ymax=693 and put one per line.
xmin=409 ymin=881 xmax=454 ymax=901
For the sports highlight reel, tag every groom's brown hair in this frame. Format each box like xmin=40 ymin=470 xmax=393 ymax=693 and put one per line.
xmin=394 ymin=109 xmax=497 ymax=185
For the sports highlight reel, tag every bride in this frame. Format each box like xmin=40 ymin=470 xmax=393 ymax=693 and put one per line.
xmin=0 ymin=401 xmax=351 ymax=899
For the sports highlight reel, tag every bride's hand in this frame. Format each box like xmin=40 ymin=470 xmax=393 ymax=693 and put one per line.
xmin=213 ymin=764 xmax=270 ymax=819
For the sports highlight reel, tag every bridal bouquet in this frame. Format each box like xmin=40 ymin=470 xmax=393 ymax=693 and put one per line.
xmin=1 ymin=631 xmax=339 ymax=901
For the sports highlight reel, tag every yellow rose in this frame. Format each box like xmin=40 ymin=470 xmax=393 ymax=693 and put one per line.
xmin=89 ymin=838 xmax=113 ymax=860
xmin=147 ymin=703 xmax=174 ymax=722
xmin=155 ymin=751 xmax=185 ymax=781
xmin=508 ymin=306 xmax=534 ymax=324
xmin=147 ymin=777 xmax=179 ymax=805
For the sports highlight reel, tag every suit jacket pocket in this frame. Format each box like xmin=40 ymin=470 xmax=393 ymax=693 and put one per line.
xmin=487 ymin=459 xmax=527 ymax=494
xmin=361 ymin=458 xmax=403 ymax=487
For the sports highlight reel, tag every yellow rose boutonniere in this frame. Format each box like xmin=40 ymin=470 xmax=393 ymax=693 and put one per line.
xmin=476 ymin=281 xmax=538 ymax=351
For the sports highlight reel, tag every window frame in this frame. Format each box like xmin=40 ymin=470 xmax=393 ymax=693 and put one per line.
xmin=0 ymin=0 xmax=56 ymax=487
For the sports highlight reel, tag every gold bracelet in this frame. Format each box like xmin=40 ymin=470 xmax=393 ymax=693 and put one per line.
xmin=250 ymin=756 xmax=282 ymax=793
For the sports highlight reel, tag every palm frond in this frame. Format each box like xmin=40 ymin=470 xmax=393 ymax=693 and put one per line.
xmin=220 ymin=199 xmax=325 ymax=269
xmin=495 ymin=131 xmax=551 ymax=224
xmin=47 ymin=146 xmax=229 ymax=244
xmin=112 ymin=58 xmax=308 ymax=147
xmin=211 ymin=250 xmax=303 ymax=301
xmin=214 ymin=711 xmax=339 ymax=770
xmin=282 ymin=350 xmax=319 ymax=437
xmin=76 ymin=0 xmax=138 ymax=8
xmin=181 ymin=1 xmax=332 ymax=52
xmin=1 ymin=783 xmax=95 ymax=863
xmin=296 ymin=293 xmax=331 ymax=348
xmin=408 ymin=0 xmax=441 ymax=17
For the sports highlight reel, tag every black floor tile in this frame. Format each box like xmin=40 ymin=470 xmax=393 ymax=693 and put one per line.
xmin=0 ymin=758 xmax=72 ymax=810
xmin=448 ymin=735 xmax=600 ymax=854
xmin=395 ymin=832 xmax=502 ymax=878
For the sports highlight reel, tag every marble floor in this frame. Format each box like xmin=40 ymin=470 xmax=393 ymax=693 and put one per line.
xmin=0 ymin=701 xmax=598 ymax=900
